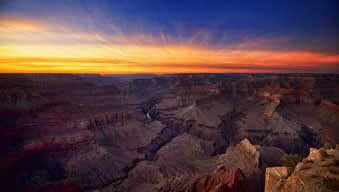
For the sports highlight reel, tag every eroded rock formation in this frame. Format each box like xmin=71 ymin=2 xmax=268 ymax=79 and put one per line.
xmin=158 ymin=168 xmax=248 ymax=192
xmin=0 ymin=73 xmax=338 ymax=192
xmin=265 ymin=148 xmax=339 ymax=192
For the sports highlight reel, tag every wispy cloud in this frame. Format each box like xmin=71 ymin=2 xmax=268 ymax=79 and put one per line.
xmin=0 ymin=17 xmax=338 ymax=74
xmin=0 ymin=17 xmax=47 ymax=32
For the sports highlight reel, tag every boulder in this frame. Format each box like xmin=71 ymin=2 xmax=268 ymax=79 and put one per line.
xmin=265 ymin=148 xmax=339 ymax=192
xmin=264 ymin=167 xmax=290 ymax=192
xmin=306 ymin=148 xmax=323 ymax=162
xmin=237 ymin=138 xmax=260 ymax=167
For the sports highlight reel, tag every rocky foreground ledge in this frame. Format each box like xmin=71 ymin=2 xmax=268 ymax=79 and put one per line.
xmin=265 ymin=146 xmax=339 ymax=192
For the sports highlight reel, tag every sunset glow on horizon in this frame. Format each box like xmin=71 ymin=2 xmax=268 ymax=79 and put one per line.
xmin=1 ymin=0 xmax=338 ymax=74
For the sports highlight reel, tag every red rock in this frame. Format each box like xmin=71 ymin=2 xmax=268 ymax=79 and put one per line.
xmin=159 ymin=168 xmax=249 ymax=192
xmin=193 ymin=168 xmax=248 ymax=192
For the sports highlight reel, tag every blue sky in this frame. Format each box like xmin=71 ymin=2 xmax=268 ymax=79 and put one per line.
xmin=0 ymin=0 xmax=338 ymax=73
xmin=2 ymin=0 xmax=337 ymax=51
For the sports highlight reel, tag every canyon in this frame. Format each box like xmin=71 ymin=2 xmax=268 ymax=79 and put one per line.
xmin=0 ymin=73 xmax=338 ymax=192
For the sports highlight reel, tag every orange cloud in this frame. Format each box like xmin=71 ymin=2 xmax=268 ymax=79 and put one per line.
xmin=1 ymin=48 xmax=338 ymax=74
xmin=0 ymin=57 xmax=134 ymax=65
xmin=0 ymin=17 xmax=47 ymax=32
xmin=1 ymin=17 xmax=338 ymax=74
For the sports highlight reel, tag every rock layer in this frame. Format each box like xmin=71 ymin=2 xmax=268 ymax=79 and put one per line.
xmin=265 ymin=148 xmax=339 ymax=192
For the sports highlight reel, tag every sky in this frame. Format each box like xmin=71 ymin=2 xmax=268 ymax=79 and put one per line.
xmin=0 ymin=0 xmax=338 ymax=74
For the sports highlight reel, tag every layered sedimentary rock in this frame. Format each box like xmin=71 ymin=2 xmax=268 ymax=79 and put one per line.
xmin=1 ymin=73 xmax=338 ymax=192
xmin=158 ymin=168 xmax=248 ymax=192
xmin=153 ymin=138 xmax=261 ymax=192
xmin=265 ymin=148 xmax=339 ymax=192
xmin=264 ymin=167 xmax=290 ymax=192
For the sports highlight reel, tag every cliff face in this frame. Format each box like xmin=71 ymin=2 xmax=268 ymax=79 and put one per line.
xmin=151 ymin=138 xmax=263 ymax=192
xmin=158 ymin=168 xmax=248 ymax=192
xmin=265 ymin=148 xmax=339 ymax=192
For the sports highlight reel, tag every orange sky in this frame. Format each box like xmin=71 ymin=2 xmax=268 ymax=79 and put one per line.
xmin=1 ymin=17 xmax=338 ymax=74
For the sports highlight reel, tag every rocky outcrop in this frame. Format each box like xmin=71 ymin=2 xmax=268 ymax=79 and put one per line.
xmin=306 ymin=148 xmax=323 ymax=161
xmin=265 ymin=167 xmax=291 ymax=192
xmin=264 ymin=95 xmax=280 ymax=118
xmin=216 ymin=138 xmax=260 ymax=171
xmin=215 ymin=138 xmax=264 ymax=192
xmin=265 ymin=147 xmax=339 ymax=192
xmin=158 ymin=168 xmax=248 ymax=192
xmin=237 ymin=138 xmax=261 ymax=168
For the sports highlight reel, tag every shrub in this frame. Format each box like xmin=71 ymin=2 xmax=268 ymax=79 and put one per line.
xmin=323 ymin=141 xmax=335 ymax=150
xmin=319 ymin=149 xmax=329 ymax=158
xmin=280 ymin=154 xmax=303 ymax=171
